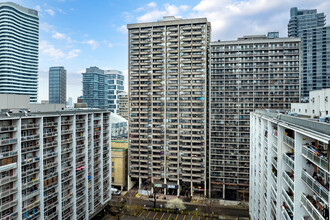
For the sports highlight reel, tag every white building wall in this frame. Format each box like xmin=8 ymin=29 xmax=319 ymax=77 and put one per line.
xmin=249 ymin=110 xmax=330 ymax=220
xmin=291 ymin=88 xmax=330 ymax=117
xmin=0 ymin=110 xmax=111 ymax=220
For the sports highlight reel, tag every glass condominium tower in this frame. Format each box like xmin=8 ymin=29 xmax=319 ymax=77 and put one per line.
xmin=82 ymin=67 xmax=108 ymax=109
xmin=104 ymin=70 xmax=125 ymax=113
xmin=288 ymin=7 xmax=330 ymax=101
xmin=0 ymin=2 xmax=39 ymax=102
xmin=49 ymin=66 xmax=67 ymax=104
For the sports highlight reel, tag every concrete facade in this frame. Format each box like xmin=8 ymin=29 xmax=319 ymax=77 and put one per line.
xmin=0 ymin=109 xmax=112 ymax=220
xmin=249 ymin=109 xmax=329 ymax=220
xmin=209 ymin=34 xmax=301 ymax=201
xmin=128 ymin=16 xmax=210 ymax=196
xmin=118 ymin=92 xmax=129 ymax=120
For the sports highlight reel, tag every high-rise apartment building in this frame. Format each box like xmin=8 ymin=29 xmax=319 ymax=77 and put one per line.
xmin=49 ymin=66 xmax=67 ymax=104
xmin=82 ymin=67 xmax=108 ymax=109
xmin=118 ymin=92 xmax=129 ymax=120
xmin=0 ymin=109 xmax=111 ymax=220
xmin=288 ymin=7 xmax=330 ymax=100
xmin=0 ymin=2 xmax=39 ymax=102
xmin=249 ymin=109 xmax=329 ymax=220
xmin=209 ymin=34 xmax=300 ymax=201
xmin=104 ymin=70 xmax=125 ymax=113
xmin=127 ymin=16 xmax=210 ymax=196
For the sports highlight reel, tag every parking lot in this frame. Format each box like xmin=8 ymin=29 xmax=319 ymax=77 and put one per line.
xmin=104 ymin=210 xmax=219 ymax=220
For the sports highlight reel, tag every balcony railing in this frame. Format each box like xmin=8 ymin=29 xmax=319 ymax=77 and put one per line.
xmin=282 ymin=171 xmax=294 ymax=191
xmin=301 ymin=194 xmax=325 ymax=220
xmin=283 ymin=135 xmax=294 ymax=148
xmin=0 ymin=151 xmax=17 ymax=159
xmin=0 ymin=138 xmax=17 ymax=146
xmin=281 ymin=189 xmax=294 ymax=212
xmin=282 ymin=153 xmax=294 ymax=170
xmin=302 ymin=145 xmax=329 ymax=172
xmin=301 ymin=170 xmax=329 ymax=203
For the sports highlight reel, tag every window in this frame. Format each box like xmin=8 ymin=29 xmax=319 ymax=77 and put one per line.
xmin=112 ymin=162 xmax=114 ymax=166
xmin=112 ymin=168 xmax=114 ymax=172
xmin=112 ymin=177 xmax=114 ymax=182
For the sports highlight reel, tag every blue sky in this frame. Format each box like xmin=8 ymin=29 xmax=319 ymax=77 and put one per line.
xmin=2 ymin=0 xmax=330 ymax=102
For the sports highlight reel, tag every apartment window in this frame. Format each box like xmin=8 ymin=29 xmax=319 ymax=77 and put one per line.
xmin=112 ymin=168 xmax=114 ymax=172
xmin=112 ymin=162 xmax=114 ymax=166
xmin=326 ymin=111 xmax=329 ymax=115
xmin=112 ymin=177 xmax=114 ymax=182
xmin=305 ymin=109 xmax=307 ymax=113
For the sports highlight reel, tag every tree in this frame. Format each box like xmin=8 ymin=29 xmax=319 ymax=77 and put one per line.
xmin=165 ymin=198 xmax=186 ymax=211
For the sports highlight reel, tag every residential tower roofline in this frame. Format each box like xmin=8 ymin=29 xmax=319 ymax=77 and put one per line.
xmin=127 ymin=16 xmax=209 ymax=28
xmin=0 ymin=2 xmax=38 ymax=17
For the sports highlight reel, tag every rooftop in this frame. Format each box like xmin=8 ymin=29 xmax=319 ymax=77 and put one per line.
xmin=254 ymin=109 xmax=330 ymax=138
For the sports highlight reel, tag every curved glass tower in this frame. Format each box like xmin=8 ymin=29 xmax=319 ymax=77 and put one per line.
xmin=0 ymin=2 xmax=39 ymax=102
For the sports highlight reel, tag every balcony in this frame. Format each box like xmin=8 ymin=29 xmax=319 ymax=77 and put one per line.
xmin=0 ymin=174 xmax=17 ymax=185
xmin=282 ymin=171 xmax=294 ymax=191
xmin=301 ymin=170 xmax=329 ymax=203
xmin=0 ymin=125 xmax=16 ymax=133
xmin=302 ymin=145 xmax=328 ymax=172
xmin=0 ymin=199 xmax=18 ymax=212
xmin=283 ymin=135 xmax=294 ymax=148
xmin=0 ymin=138 xmax=17 ymax=146
xmin=301 ymin=194 xmax=325 ymax=220
xmin=0 ymin=150 xmax=17 ymax=159
xmin=22 ymin=157 xmax=39 ymax=165
xmin=281 ymin=189 xmax=294 ymax=212
xmin=282 ymin=153 xmax=294 ymax=170
xmin=0 ymin=187 xmax=17 ymax=199
xmin=21 ymin=134 xmax=39 ymax=142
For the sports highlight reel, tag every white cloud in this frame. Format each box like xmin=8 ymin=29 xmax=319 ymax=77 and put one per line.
xmin=108 ymin=43 xmax=113 ymax=48
xmin=45 ymin=8 xmax=55 ymax=16
xmin=83 ymin=40 xmax=100 ymax=50
xmin=137 ymin=3 xmax=187 ymax=22
xmin=118 ymin=25 xmax=128 ymax=34
xmin=39 ymin=41 xmax=65 ymax=59
xmin=39 ymin=41 xmax=80 ymax=59
xmin=52 ymin=32 xmax=67 ymax=40
xmin=66 ymin=49 xmax=81 ymax=59
xmin=122 ymin=12 xmax=134 ymax=22
xmin=40 ymin=22 xmax=54 ymax=33
xmin=147 ymin=2 xmax=157 ymax=8
xmin=35 ymin=5 xmax=42 ymax=12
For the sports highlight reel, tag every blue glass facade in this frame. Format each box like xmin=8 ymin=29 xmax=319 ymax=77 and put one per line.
xmin=82 ymin=67 xmax=108 ymax=109
xmin=49 ymin=66 xmax=66 ymax=104
xmin=104 ymin=70 xmax=125 ymax=113
xmin=0 ymin=2 xmax=39 ymax=102
xmin=288 ymin=7 xmax=330 ymax=100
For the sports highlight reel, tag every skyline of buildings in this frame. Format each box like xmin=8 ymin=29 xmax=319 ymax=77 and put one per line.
xmin=128 ymin=16 xmax=210 ymax=196
xmin=209 ymin=33 xmax=301 ymax=200
xmin=288 ymin=7 xmax=330 ymax=100
xmin=0 ymin=2 xmax=39 ymax=102
xmin=49 ymin=66 xmax=67 ymax=104
xmin=0 ymin=1 xmax=329 ymax=215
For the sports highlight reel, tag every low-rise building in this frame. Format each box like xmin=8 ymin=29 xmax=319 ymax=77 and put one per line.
xmin=249 ymin=109 xmax=329 ymax=220
xmin=111 ymin=140 xmax=128 ymax=191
